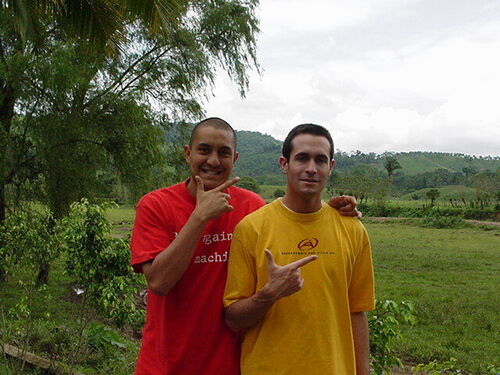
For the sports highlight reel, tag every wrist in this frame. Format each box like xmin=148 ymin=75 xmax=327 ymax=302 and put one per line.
xmin=191 ymin=208 xmax=209 ymax=225
xmin=253 ymin=285 xmax=278 ymax=306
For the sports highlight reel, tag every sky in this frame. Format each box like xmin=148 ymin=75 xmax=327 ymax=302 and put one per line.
xmin=204 ymin=0 xmax=500 ymax=157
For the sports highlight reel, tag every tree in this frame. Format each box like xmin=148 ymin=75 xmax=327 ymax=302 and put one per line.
xmin=1 ymin=0 xmax=260 ymax=221
xmin=383 ymin=154 xmax=402 ymax=177
xmin=1 ymin=0 xmax=261 ymax=283
xmin=0 ymin=0 xmax=187 ymax=52
xmin=425 ymin=189 xmax=440 ymax=206
xmin=238 ymin=176 xmax=260 ymax=194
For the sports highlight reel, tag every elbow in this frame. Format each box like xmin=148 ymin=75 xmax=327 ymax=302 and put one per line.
xmin=149 ymin=280 xmax=172 ymax=296
xmin=224 ymin=308 xmax=242 ymax=333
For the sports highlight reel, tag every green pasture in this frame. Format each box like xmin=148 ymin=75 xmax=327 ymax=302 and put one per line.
xmin=365 ymin=221 xmax=499 ymax=372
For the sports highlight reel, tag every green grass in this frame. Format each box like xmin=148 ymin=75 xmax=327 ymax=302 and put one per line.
xmin=2 ymin=213 xmax=499 ymax=374
xmin=366 ymin=221 xmax=499 ymax=372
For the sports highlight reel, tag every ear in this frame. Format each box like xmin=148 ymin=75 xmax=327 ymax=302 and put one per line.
xmin=279 ymin=156 xmax=289 ymax=174
xmin=328 ymin=159 xmax=335 ymax=176
xmin=233 ymin=151 xmax=239 ymax=163
xmin=183 ymin=145 xmax=191 ymax=163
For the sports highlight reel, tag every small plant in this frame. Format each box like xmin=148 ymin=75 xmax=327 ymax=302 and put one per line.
xmin=413 ymin=357 xmax=461 ymax=374
xmin=368 ymin=300 xmax=416 ymax=375
xmin=62 ymin=199 xmax=144 ymax=328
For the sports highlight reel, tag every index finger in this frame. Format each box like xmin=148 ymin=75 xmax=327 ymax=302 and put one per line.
xmin=213 ymin=177 xmax=240 ymax=192
xmin=288 ymin=255 xmax=318 ymax=269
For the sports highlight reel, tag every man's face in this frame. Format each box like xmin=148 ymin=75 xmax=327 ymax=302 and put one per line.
xmin=184 ymin=125 xmax=238 ymax=191
xmin=279 ymin=133 xmax=334 ymax=198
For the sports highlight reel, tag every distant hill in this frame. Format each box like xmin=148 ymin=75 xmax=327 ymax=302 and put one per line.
xmin=234 ymin=130 xmax=499 ymax=177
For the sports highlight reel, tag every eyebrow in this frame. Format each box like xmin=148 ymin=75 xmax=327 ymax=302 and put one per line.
xmin=294 ymin=152 xmax=328 ymax=159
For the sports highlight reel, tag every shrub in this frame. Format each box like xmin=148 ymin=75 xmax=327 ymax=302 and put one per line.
xmin=273 ymin=188 xmax=285 ymax=198
xmin=368 ymin=300 xmax=416 ymax=375
xmin=62 ymin=199 xmax=144 ymax=328
xmin=420 ymin=216 xmax=468 ymax=229
xmin=0 ymin=207 xmax=62 ymax=282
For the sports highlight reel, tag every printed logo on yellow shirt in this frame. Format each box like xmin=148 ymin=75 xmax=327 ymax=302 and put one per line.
xmin=297 ymin=238 xmax=319 ymax=251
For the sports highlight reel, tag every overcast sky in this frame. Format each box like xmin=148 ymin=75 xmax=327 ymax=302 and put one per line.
xmin=204 ymin=0 xmax=500 ymax=156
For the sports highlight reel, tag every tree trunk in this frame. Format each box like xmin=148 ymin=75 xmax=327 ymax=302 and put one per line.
xmin=0 ymin=81 xmax=16 ymax=282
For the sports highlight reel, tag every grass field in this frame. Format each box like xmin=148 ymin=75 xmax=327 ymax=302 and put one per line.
xmin=1 ymin=207 xmax=499 ymax=374
xmin=365 ymin=221 xmax=499 ymax=372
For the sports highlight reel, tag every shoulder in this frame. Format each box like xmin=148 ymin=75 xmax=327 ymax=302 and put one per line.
xmin=324 ymin=205 xmax=367 ymax=234
xmin=137 ymin=182 xmax=186 ymax=209
xmin=235 ymin=200 xmax=275 ymax=228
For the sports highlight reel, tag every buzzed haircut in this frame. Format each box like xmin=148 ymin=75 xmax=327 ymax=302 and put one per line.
xmin=189 ymin=117 xmax=237 ymax=148
xmin=282 ymin=123 xmax=334 ymax=161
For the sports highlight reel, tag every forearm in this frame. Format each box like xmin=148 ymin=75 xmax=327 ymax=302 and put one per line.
xmin=351 ymin=311 xmax=370 ymax=375
xmin=143 ymin=211 xmax=207 ymax=295
xmin=225 ymin=288 xmax=276 ymax=332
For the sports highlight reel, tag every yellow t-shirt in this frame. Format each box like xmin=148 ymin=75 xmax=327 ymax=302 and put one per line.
xmin=224 ymin=199 xmax=375 ymax=375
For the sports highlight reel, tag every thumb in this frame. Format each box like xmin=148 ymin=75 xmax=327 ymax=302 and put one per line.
xmin=194 ymin=176 xmax=204 ymax=193
xmin=264 ymin=249 xmax=277 ymax=270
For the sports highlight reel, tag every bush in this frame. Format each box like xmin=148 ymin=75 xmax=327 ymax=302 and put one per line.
xmin=0 ymin=206 xmax=62 ymax=282
xmin=62 ymin=199 xmax=144 ymax=328
xmin=420 ymin=216 xmax=468 ymax=229
xmin=273 ymin=188 xmax=285 ymax=198
xmin=368 ymin=300 xmax=416 ymax=375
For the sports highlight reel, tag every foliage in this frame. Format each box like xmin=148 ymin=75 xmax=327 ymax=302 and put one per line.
xmin=0 ymin=205 xmax=61 ymax=283
xmin=420 ymin=215 xmax=467 ymax=229
xmin=1 ymin=0 xmax=261 ymax=224
xmin=238 ymin=176 xmax=260 ymax=193
xmin=426 ymin=189 xmax=440 ymax=206
xmin=383 ymin=154 xmax=402 ymax=177
xmin=413 ymin=358 xmax=461 ymax=374
xmin=62 ymin=199 xmax=144 ymax=328
xmin=330 ymin=165 xmax=390 ymax=204
xmin=368 ymin=300 xmax=416 ymax=375
xmin=273 ymin=188 xmax=285 ymax=198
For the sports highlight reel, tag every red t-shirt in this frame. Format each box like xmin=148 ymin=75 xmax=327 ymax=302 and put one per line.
xmin=130 ymin=181 xmax=265 ymax=375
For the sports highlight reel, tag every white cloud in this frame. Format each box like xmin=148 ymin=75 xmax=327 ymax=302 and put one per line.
xmin=204 ymin=0 xmax=500 ymax=157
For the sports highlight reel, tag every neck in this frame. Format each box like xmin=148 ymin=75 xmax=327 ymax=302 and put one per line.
xmin=186 ymin=178 xmax=197 ymax=197
xmin=281 ymin=192 xmax=323 ymax=213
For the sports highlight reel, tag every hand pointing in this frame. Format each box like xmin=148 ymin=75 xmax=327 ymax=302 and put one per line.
xmin=259 ymin=249 xmax=318 ymax=303
xmin=193 ymin=176 xmax=240 ymax=222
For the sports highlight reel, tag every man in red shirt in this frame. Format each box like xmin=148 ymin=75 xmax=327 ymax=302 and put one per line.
xmin=130 ymin=117 xmax=359 ymax=375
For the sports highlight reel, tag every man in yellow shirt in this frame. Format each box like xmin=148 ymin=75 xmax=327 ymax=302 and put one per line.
xmin=224 ymin=123 xmax=375 ymax=375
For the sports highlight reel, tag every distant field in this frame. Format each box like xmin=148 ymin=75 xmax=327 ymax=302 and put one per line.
xmin=400 ymin=185 xmax=478 ymax=201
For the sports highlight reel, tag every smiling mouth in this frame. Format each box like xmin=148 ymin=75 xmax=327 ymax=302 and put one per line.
xmin=300 ymin=179 xmax=319 ymax=183
xmin=200 ymin=168 xmax=224 ymax=176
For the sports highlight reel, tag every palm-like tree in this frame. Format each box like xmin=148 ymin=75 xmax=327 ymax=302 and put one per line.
xmin=384 ymin=155 xmax=402 ymax=177
xmin=0 ymin=0 xmax=187 ymax=51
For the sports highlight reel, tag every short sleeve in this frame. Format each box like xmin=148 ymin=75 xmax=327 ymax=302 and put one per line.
xmin=348 ymin=225 xmax=375 ymax=312
xmin=130 ymin=195 xmax=175 ymax=273
xmin=223 ymin=220 xmax=258 ymax=308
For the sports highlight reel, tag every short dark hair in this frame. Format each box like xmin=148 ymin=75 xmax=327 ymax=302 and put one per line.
xmin=189 ymin=117 xmax=237 ymax=148
xmin=282 ymin=123 xmax=334 ymax=160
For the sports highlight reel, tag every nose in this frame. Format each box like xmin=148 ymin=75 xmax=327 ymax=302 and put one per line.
xmin=305 ymin=159 xmax=317 ymax=174
xmin=206 ymin=151 xmax=221 ymax=167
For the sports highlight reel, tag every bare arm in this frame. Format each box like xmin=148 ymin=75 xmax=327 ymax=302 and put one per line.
xmin=351 ymin=311 xmax=370 ymax=375
xmin=225 ymin=250 xmax=317 ymax=331
xmin=142 ymin=176 xmax=239 ymax=296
